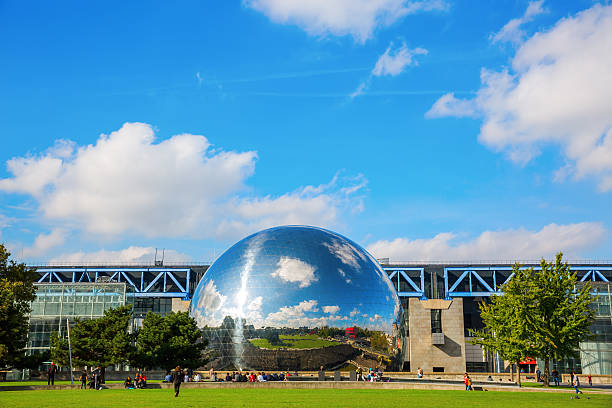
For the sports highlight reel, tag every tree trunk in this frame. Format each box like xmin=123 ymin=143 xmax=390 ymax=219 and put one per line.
xmin=510 ymin=363 xmax=514 ymax=382
xmin=517 ymin=362 xmax=521 ymax=387
xmin=543 ymin=359 xmax=550 ymax=387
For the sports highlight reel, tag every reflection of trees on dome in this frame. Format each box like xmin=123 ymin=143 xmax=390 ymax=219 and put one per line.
xmin=190 ymin=226 xmax=405 ymax=370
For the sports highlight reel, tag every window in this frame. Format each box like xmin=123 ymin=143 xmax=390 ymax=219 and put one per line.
xmin=431 ymin=309 xmax=442 ymax=333
xmin=432 ymin=367 xmax=444 ymax=373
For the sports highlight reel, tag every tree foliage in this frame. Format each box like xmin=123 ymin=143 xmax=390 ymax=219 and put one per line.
xmin=0 ymin=244 xmax=37 ymax=369
xmin=50 ymin=305 xmax=133 ymax=368
xmin=132 ymin=311 xmax=206 ymax=371
xmin=369 ymin=331 xmax=390 ymax=354
xmin=471 ymin=253 xmax=595 ymax=385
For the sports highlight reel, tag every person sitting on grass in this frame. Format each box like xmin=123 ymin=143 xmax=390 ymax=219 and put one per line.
xmin=224 ymin=372 xmax=232 ymax=382
xmin=164 ymin=371 xmax=172 ymax=383
xmin=124 ymin=376 xmax=134 ymax=389
xmin=194 ymin=372 xmax=202 ymax=382
xmin=257 ymin=372 xmax=265 ymax=382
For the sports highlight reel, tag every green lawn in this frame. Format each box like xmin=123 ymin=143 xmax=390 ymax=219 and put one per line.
xmin=0 ymin=388 xmax=609 ymax=408
xmin=249 ymin=334 xmax=341 ymax=349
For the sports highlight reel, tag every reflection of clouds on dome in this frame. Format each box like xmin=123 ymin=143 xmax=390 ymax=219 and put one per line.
xmin=263 ymin=300 xmax=351 ymax=328
xmin=323 ymin=238 xmax=366 ymax=269
xmin=338 ymin=268 xmax=351 ymax=284
xmin=323 ymin=305 xmax=340 ymax=314
xmin=190 ymin=226 xmax=403 ymax=336
xmin=271 ymin=257 xmax=317 ymax=288
xmin=245 ymin=296 xmax=263 ymax=322
xmin=191 ymin=279 xmax=226 ymax=326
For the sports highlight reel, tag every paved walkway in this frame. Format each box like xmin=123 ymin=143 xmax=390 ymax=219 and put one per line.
xmin=2 ymin=380 xmax=611 ymax=394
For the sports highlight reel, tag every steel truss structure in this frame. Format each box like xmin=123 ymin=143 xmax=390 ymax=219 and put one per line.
xmin=383 ymin=267 xmax=426 ymax=299
xmin=34 ymin=267 xmax=192 ymax=299
xmin=444 ymin=266 xmax=611 ymax=300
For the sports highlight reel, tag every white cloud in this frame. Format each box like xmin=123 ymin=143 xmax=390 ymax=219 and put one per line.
xmin=244 ymin=0 xmax=449 ymax=43
xmin=0 ymin=123 xmax=366 ymax=240
xmin=265 ymin=299 xmax=319 ymax=323
xmin=218 ymin=173 xmax=365 ymax=239
xmin=490 ymin=0 xmax=546 ymax=45
xmin=338 ymin=268 xmax=351 ymax=284
xmin=0 ymin=140 xmax=74 ymax=198
xmin=263 ymin=300 xmax=351 ymax=328
xmin=427 ymin=4 xmax=612 ymax=191
xmin=48 ymin=246 xmax=191 ymax=264
xmin=372 ymin=43 xmax=427 ymax=76
xmin=271 ymin=257 xmax=318 ymax=288
xmin=323 ymin=239 xmax=366 ymax=268
xmin=351 ymin=42 xmax=427 ymax=98
xmin=350 ymin=308 xmax=360 ymax=317
xmin=20 ymin=229 xmax=67 ymax=259
xmin=323 ymin=305 xmax=340 ymax=314
xmin=425 ymin=93 xmax=477 ymax=118
xmin=349 ymin=81 xmax=368 ymax=99
xmin=367 ymin=222 xmax=607 ymax=261
xmin=192 ymin=279 xmax=227 ymax=327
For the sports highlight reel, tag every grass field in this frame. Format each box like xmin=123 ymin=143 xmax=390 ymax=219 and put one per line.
xmin=249 ymin=334 xmax=340 ymax=349
xmin=0 ymin=388 xmax=610 ymax=408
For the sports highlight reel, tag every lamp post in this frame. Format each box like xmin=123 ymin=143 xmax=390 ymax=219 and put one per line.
xmin=66 ymin=319 xmax=74 ymax=384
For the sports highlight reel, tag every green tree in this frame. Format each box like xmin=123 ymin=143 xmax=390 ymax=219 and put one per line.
xmin=0 ymin=244 xmax=37 ymax=369
xmin=50 ymin=305 xmax=134 ymax=379
xmin=369 ymin=331 xmax=390 ymax=354
xmin=470 ymin=272 xmax=533 ymax=385
xmin=133 ymin=311 xmax=206 ymax=371
xmin=471 ymin=253 xmax=596 ymax=386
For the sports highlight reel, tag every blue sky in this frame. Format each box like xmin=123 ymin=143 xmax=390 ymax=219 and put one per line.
xmin=0 ymin=0 xmax=610 ymax=264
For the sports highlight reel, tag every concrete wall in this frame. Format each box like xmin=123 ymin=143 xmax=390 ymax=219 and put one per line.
xmin=171 ymin=298 xmax=190 ymax=313
xmin=408 ymin=298 xmax=466 ymax=373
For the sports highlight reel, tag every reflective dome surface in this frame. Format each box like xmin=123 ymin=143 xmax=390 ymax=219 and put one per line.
xmin=190 ymin=225 xmax=404 ymax=370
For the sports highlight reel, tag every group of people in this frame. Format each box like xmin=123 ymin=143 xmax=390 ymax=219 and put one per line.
xmin=356 ymin=366 xmax=383 ymax=382
xmin=78 ymin=366 xmax=103 ymax=390
xmin=164 ymin=367 xmax=195 ymax=383
xmin=463 ymin=373 xmax=473 ymax=391
xmin=124 ymin=372 xmax=147 ymax=389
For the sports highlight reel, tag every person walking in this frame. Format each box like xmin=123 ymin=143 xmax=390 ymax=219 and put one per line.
xmin=536 ymin=367 xmax=541 ymax=382
xmin=47 ymin=362 xmax=57 ymax=386
xmin=172 ymin=366 xmax=183 ymax=397
xmin=552 ymin=369 xmax=560 ymax=386
xmin=588 ymin=373 xmax=592 ymax=386
xmin=573 ymin=374 xmax=583 ymax=397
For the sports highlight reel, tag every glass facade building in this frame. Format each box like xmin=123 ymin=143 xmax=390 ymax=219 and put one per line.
xmin=26 ymin=282 xmax=132 ymax=355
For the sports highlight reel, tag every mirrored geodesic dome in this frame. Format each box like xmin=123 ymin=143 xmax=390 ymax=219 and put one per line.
xmin=190 ymin=225 xmax=404 ymax=371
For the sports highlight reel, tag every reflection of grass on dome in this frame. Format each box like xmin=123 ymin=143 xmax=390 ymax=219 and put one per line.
xmin=250 ymin=334 xmax=341 ymax=349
